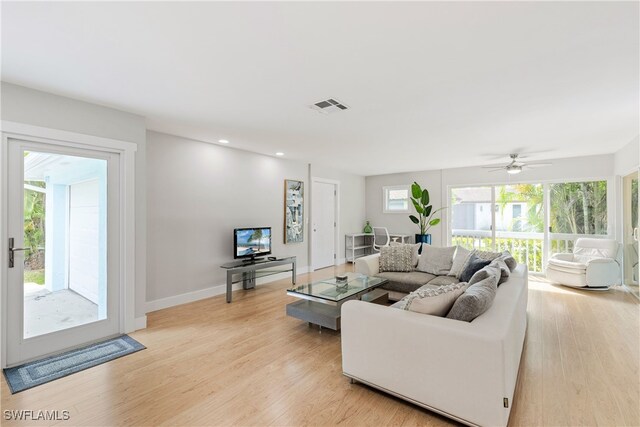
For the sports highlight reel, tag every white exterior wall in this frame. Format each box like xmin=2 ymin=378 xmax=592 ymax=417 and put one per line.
xmin=68 ymin=180 xmax=100 ymax=303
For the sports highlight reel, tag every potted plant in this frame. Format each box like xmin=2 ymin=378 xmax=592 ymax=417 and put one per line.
xmin=409 ymin=181 xmax=446 ymax=252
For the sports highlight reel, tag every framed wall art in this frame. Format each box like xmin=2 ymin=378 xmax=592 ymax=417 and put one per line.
xmin=284 ymin=179 xmax=304 ymax=244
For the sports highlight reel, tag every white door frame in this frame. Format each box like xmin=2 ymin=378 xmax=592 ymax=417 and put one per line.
xmin=310 ymin=177 xmax=341 ymax=270
xmin=0 ymin=121 xmax=137 ymax=368
xmin=619 ymin=167 xmax=639 ymax=286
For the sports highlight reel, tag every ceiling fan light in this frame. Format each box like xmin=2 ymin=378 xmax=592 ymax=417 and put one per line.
xmin=507 ymin=166 xmax=522 ymax=174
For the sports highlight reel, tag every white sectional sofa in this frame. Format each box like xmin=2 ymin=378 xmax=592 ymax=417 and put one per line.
xmin=341 ymin=264 xmax=528 ymax=427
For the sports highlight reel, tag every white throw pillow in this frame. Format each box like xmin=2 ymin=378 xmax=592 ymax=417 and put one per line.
xmin=448 ymin=246 xmax=476 ymax=278
xmin=416 ymin=245 xmax=456 ymax=275
xmin=404 ymin=282 xmax=469 ymax=317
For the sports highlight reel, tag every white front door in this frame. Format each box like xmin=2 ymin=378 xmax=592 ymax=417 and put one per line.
xmin=312 ymin=181 xmax=336 ymax=270
xmin=5 ymin=138 xmax=121 ymax=366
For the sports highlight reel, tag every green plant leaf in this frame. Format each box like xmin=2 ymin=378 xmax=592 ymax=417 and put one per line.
xmin=411 ymin=199 xmax=424 ymax=214
xmin=429 ymin=218 xmax=441 ymax=226
xmin=424 ymin=205 xmax=432 ymax=217
xmin=421 ymin=189 xmax=429 ymax=205
xmin=409 ymin=215 xmax=420 ymax=224
xmin=411 ymin=182 xmax=422 ymax=199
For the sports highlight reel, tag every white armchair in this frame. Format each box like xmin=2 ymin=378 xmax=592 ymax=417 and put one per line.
xmin=546 ymin=238 xmax=621 ymax=289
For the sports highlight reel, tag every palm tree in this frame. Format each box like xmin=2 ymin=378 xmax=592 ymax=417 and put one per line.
xmin=250 ymin=229 xmax=263 ymax=250
xmin=496 ymin=184 xmax=544 ymax=232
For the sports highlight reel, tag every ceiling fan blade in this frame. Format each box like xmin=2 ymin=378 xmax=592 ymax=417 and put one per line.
xmin=524 ymin=163 xmax=553 ymax=168
xmin=482 ymin=165 xmax=506 ymax=168
xmin=482 ymin=154 xmax=510 ymax=161
xmin=487 ymin=168 xmax=505 ymax=172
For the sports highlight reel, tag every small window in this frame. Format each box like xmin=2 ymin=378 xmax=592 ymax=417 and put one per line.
xmin=383 ymin=185 xmax=410 ymax=213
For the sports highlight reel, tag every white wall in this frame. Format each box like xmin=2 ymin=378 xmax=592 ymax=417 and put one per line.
xmin=365 ymin=154 xmax=616 ymax=246
xmin=614 ymin=136 xmax=639 ymax=176
xmin=310 ymin=165 xmax=366 ymax=263
xmin=0 ymin=82 xmax=148 ymax=319
xmin=366 ymin=170 xmax=443 ymax=246
xmin=146 ymin=131 xmax=312 ymax=304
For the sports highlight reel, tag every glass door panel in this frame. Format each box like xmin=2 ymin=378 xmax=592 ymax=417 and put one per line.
xmin=450 ymin=186 xmax=493 ymax=250
xmin=494 ymin=184 xmax=544 ymax=272
xmin=22 ymin=151 xmax=108 ymax=338
xmin=549 ymin=180 xmax=608 ymax=254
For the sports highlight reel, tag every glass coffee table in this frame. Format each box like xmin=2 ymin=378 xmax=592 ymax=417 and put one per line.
xmin=286 ymin=273 xmax=389 ymax=331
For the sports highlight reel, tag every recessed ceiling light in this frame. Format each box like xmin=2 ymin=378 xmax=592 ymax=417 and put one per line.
xmin=218 ymin=139 xmax=229 ymax=144
xmin=275 ymin=152 xmax=284 ymax=156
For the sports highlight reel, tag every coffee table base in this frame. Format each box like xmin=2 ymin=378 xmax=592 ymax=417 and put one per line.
xmin=286 ymin=300 xmax=341 ymax=330
xmin=286 ymin=289 xmax=390 ymax=331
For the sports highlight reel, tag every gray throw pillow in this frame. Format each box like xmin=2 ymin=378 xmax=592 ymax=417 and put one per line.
xmin=379 ymin=245 xmax=413 ymax=272
xmin=459 ymin=254 xmax=491 ymax=283
xmin=448 ymin=246 xmax=476 ymax=278
xmin=468 ymin=264 xmax=500 ymax=285
xmin=416 ymin=245 xmax=456 ymax=275
xmin=500 ymin=251 xmax=517 ymax=272
xmin=446 ymin=273 xmax=499 ymax=322
xmin=489 ymin=258 xmax=510 ymax=285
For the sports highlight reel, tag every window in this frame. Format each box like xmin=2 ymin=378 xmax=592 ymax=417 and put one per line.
xmin=383 ymin=185 xmax=410 ymax=213
xmin=549 ymin=181 xmax=607 ymax=235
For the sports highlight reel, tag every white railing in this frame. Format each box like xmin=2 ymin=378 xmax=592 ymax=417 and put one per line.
xmin=451 ymin=230 xmax=609 ymax=274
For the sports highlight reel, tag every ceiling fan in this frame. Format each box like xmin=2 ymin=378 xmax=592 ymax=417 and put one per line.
xmin=483 ymin=154 xmax=552 ymax=174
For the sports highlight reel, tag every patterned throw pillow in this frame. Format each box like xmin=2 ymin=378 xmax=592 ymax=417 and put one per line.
xmin=404 ymin=282 xmax=469 ymax=316
xmin=379 ymin=245 xmax=413 ymax=272
xmin=474 ymin=250 xmax=502 ymax=262
xmin=390 ymin=242 xmax=421 ymax=268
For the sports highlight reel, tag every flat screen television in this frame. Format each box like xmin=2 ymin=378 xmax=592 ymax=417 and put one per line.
xmin=234 ymin=227 xmax=272 ymax=260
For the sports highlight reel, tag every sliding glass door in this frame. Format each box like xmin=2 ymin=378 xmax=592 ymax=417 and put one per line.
xmin=549 ymin=181 xmax=608 ymax=253
xmin=450 ymin=180 xmax=611 ymax=273
xmin=622 ymin=171 xmax=638 ymax=295
xmin=494 ymin=184 xmax=544 ymax=272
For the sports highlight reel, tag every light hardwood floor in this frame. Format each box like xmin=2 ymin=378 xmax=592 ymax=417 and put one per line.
xmin=2 ymin=265 xmax=639 ymax=426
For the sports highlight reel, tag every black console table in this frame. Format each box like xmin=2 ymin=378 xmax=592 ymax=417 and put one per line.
xmin=220 ymin=256 xmax=296 ymax=303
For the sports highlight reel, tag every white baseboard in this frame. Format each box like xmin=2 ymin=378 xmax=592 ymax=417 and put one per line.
xmin=134 ymin=316 xmax=147 ymax=330
xmin=336 ymin=258 xmax=346 ymax=265
xmin=146 ymin=266 xmax=310 ymax=313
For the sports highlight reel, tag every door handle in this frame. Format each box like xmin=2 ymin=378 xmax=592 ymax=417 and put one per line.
xmin=8 ymin=237 xmax=30 ymax=268
xmin=634 ymin=228 xmax=639 ymax=242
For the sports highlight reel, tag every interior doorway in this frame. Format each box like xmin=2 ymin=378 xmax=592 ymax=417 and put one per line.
xmin=312 ymin=178 xmax=339 ymax=270
xmin=622 ymin=170 xmax=639 ymax=297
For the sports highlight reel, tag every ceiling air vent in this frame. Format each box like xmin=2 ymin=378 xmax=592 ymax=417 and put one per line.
xmin=309 ymin=98 xmax=349 ymax=114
